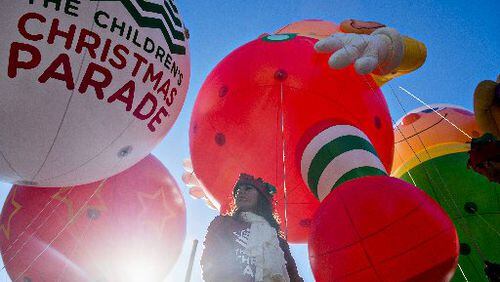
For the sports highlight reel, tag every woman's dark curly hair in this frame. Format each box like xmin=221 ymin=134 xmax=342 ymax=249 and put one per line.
xmin=228 ymin=187 xmax=284 ymax=238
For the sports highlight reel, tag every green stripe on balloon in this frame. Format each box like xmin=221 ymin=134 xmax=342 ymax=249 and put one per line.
xmin=307 ymin=135 xmax=380 ymax=195
xmin=333 ymin=166 xmax=387 ymax=189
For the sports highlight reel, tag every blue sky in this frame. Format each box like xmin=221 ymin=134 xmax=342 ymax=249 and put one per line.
xmin=0 ymin=0 xmax=499 ymax=281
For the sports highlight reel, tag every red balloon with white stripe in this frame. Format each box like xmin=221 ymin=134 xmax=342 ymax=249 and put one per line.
xmin=299 ymin=123 xmax=387 ymax=201
xmin=301 ymin=123 xmax=459 ymax=281
xmin=190 ymin=33 xmax=394 ymax=242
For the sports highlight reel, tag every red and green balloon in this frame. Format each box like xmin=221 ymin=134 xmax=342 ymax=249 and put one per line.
xmin=190 ymin=24 xmax=393 ymax=243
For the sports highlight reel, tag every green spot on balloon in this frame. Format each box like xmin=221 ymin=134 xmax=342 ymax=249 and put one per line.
xmin=262 ymin=33 xmax=297 ymax=42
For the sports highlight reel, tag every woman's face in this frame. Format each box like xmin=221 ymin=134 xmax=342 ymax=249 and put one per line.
xmin=235 ymin=184 xmax=260 ymax=212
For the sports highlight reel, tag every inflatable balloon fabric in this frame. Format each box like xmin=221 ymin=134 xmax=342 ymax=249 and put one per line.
xmin=0 ymin=0 xmax=190 ymax=187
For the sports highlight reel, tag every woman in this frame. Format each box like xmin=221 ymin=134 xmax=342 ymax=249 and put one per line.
xmin=200 ymin=173 xmax=303 ymax=282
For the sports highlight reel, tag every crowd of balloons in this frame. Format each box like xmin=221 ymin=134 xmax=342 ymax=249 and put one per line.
xmin=0 ymin=1 xmax=498 ymax=281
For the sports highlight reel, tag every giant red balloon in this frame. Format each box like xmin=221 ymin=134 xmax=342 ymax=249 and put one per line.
xmin=190 ymin=33 xmax=394 ymax=242
xmin=309 ymin=176 xmax=459 ymax=281
xmin=0 ymin=155 xmax=185 ymax=282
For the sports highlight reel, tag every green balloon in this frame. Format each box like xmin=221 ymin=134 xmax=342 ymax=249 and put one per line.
xmin=400 ymin=152 xmax=500 ymax=282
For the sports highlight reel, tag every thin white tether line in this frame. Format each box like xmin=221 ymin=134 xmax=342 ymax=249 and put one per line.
xmin=457 ymin=263 xmax=469 ymax=282
xmin=11 ymin=154 xmax=125 ymax=281
xmin=398 ymin=86 xmax=472 ymax=139
xmin=390 ymin=84 xmax=486 ymax=257
xmin=474 ymin=212 xmax=500 ymax=237
xmin=1 ymin=188 xmax=73 ymax=257
xmin=395 ymin=141 xmax=471 ymax=282
xmin=392 ymin=84 xmax=500 ymax=282
xmin=1 ymin=186 xmax=77 ymax=273
xmin=278 ymin=81 xmax=289 ymax=240
xmin=394 ymin=147 xmax=418 ymax=186
xmin=391 ymin=97 xmax=469 ymax=282
xmin=13 ymin=174 xmax=112 ymax=281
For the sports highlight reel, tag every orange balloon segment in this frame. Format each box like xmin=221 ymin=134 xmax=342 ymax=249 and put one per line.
xmin=274 ymin=19 xmax=340 ymax=39
xmin=392 ymin=104 xmax=481 ymax=177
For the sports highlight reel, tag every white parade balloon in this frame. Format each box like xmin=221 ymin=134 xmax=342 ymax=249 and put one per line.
xmin=0 ymin=0 xmax=190 ymax=186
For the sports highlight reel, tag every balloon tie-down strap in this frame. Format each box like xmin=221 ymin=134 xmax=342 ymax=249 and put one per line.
xmin=300 ymin=124 xmax=387 ymax=201
xmin=398 ymin=86 xmax=472 ymax=140
xmin=277 ymin=79 xmax=289 ymax=240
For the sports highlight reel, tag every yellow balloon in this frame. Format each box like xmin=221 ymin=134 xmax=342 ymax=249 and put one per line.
xmin=474 ymin=79 xmax=500 ymax=137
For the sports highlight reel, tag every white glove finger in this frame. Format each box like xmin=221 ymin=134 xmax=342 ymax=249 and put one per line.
xmin=182 ymin=171 xmax=200 ymax=187
xmin=314 ymin=35 xmax=347 ymax=53
xmin=354 ymin=57 xmax=379 ymax=75
xmin=354 ymin=40 xmax=380 ymax=74
xmin=370 ymin=28 xmax=404 ymax=74
xmin=328 ymin=45 xmax=363 ymax=70
xmin=182 ymin=158 xmax=193 ymax=172
xmin=189 ymin=186 xmax=206 ymax=199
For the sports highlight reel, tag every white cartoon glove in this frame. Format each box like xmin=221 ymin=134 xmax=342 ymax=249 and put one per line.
xmin=182 ymin=158 xmax=219 ymax=210
xmin=314 ymin=27 xmax=404 ymax=75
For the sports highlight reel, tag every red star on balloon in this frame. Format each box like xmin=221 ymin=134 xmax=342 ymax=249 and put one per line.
xmin=137 ymin=186 xmax=174 ymax=238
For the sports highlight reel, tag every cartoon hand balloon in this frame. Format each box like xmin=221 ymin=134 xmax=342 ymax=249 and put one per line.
xmin=315 ymin=21 xmax=403 ymax=75
xmin=182 ymin=159 xmax=220 ymax=210
xmin=0 ymin=0 xmax=190 ymax=187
